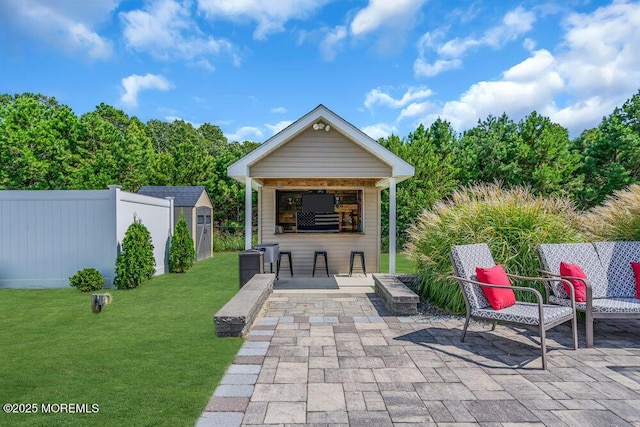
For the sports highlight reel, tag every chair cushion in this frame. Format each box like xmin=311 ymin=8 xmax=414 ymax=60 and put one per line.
xmin=476 ymin=265 xmax=516 ymax=310
xmin=538 ymin=243 xmax=608 ymax=298
xmin=593 ymin=242 xmax=640 ymax=298
xmin=632 ymin=262 xmax=640 ymax=299
xmin=559 ymin=262 xmax=587 ymax=302
xmin=549 ymin=295 xmax=640 ymax=313
xmin=472 ymin=302 xmax=574 ymax=326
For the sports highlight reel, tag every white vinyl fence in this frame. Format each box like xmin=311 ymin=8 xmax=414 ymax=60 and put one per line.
xmin=0 ymin=186 xmax=173 ymax=289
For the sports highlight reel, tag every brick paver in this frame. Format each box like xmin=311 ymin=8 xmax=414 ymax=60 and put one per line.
xmin=197 ymin=289 xmax=640 ymax=426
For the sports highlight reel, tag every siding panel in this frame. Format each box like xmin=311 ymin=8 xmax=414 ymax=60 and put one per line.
xmin=251 ymin=128 xmax=391 ymax=178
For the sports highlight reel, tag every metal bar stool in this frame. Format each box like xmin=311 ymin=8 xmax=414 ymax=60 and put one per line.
xmin=312 ymin=251 xmax=329 ymax=277
xmin=277 ymin=251 xmax=293 ymax=279
xmin=349 ymin=251 xmax=366 ymax=277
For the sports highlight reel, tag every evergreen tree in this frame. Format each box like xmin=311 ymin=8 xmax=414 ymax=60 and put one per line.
xmin=114 ymin=216 xmax=155 ymax=289
xmin=169 ymin=211 xmax=197 ymax=273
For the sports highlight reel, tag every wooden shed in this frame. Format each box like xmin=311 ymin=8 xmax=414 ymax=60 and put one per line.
xmin=138 ymin=186 xmax=213 ymax=261
xmin=227 ymin=105 xmax=414 ymax=275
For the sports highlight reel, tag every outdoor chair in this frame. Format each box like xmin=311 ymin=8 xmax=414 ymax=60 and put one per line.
xmin=449 ymin=243 xmax=578 ymax=369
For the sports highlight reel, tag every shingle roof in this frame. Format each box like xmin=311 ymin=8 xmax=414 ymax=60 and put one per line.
xmin=137 ymin=186 xmax=208 ymax=207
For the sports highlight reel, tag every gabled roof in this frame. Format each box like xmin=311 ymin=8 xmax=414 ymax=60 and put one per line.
xmin=227 ymin=105 xmax=414 ymax=188
xmin=137 ymin=186 xmax=209 ymax=207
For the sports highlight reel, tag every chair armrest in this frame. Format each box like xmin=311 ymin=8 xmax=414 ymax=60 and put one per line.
xmin=537 ymin=269 xmax=591 ymax=308
xmin=448 ymin=275 xmax=545 ymax=305
xmin=506 ymin=273 xmax=577 ymax=306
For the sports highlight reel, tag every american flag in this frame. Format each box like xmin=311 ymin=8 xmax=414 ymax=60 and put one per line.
xmin=297 ymin=212 xmax=340 ymax=232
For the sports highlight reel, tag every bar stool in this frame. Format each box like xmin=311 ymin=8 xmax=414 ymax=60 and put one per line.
xmin=349 ymin=251 xmax=366 ymax=277
xmin=277 ymin=251 xmax=293 ymax=279
xmin=312 ymin=251 xmax=329 ymax=277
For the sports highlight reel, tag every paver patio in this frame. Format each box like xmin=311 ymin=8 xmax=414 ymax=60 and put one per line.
xmin=198 ymin=284 xmax=640 ymax=426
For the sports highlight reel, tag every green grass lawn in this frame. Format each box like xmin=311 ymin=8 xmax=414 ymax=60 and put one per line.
xmin=380 ymin=252 xmax=415 ymax=274
xmin=0 ymin=253 xmax=243 ymax=427
xmin=0 ymin=251 xmax=416 ymax=426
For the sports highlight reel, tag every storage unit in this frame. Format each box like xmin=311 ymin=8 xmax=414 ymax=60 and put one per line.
xmin=138 ymin=186 xmax=213 ymax=261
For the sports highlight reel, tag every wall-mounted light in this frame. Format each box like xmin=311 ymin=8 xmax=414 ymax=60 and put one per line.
xmin=312 ymin=122 xmax=331 ymax=132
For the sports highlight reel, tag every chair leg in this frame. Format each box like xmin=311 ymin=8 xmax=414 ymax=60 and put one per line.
xmin=361 ymin=253 xmax=366 ymax=275
xmin=539 ymin=324 xmax=547 ymax=370
xmin=461 ymin=313 xmax=471 ymax=342
xmin=349 ymin=252 xmax=354 ymax=277
xmin=491 ymin=321 xmax=497 ymax=331
xmin=312 ymin=253 xmax=318 ymax=277
xmin=323 ymin=253 xmax=329 ymax=277
xmin=585 ymin=310 xmax=594 ymax=348
xmin=571 ymin=313 xmax=578 ymax=350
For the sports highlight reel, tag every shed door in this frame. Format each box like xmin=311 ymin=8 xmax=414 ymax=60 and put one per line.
xmin=196 ymin=207 xmax=212 ymax=261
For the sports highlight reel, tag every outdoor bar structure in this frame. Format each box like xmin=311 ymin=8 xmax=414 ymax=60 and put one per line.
xmin=228 ymin=105 xmax=414 ymax=276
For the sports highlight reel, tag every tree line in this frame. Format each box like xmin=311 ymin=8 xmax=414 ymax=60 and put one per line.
xmin=380 ymin=89 xmax=640 ymax=245
xmin=1 ymin=90 xmax=639 ymax=236
xmin=0 ymin=93 xmax=257 ymax=225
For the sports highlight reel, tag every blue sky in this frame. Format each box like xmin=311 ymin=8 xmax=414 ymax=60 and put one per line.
xmin=1 ymin=0 xmax=638 ymax=142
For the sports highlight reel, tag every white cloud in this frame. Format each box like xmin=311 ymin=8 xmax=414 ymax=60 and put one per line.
xmin=350 ymin=0 xmax=427 ymax=36
xmin=120 ymin=73 xmax=173 ymax=108
xmin=226 ymin=126 xmax=264 ymax=142
xmin=121 ymin=0 xmax=236 ymax=62
xmin=364 ymin=86 xmax=433 ymax=110
xmin=399 ymin=102 xmax=432 ymax=120
xmin=420 ymin=49 xmax=564 ymax=131
xmin=320 ymin=26 xmax=347 ymax=61
xmin=271 ymin=107 xmax=288 ymax=114
xmin=0 ymin=0 xmax=115 ymax=60
xmin=409 ymin=2 xmax=640 ymax=137
xmin=197 ymin=0 xmax=329 ymax=40
xmin=413 ymin=58 xmax=462 ymax=77
xmin=556 ymin=1 xmax=640 ymax=98
xmin=438 ymin=7 xmax=535 ymax=57
xmin=265 ymin=121 xmax=293 ymax=135
xmin=361 ymin=123 xmax=398 ymax=140
xmin=414 ymin=6 xmax=536 ymax=77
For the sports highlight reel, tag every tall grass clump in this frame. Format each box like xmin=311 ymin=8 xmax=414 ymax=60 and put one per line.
xmin=212 ymin=230 xmax=258 ymax=252
xmin=580 ymin=184 xmax=640 ymax=241
xmin=406 ymin=183 xmax=586 ymax=314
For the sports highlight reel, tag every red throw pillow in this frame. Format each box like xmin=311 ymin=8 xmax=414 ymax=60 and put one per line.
xmin=631 ymin=262 xmax=640 ymax=299
xmin=559 ymin=262 xmax=587 ymax=302
xmin=475 ymin=264 xmax=516 ymax=310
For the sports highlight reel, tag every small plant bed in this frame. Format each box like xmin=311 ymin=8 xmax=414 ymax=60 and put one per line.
xmin=0 ymin=253 xmax=243 ymax=427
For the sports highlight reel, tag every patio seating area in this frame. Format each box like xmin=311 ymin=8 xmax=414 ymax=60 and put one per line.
xmin=198 ymin=285 xmax=640 ymax=426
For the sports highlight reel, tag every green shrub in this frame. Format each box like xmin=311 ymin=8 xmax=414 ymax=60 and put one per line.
xmin=581 ymin=184 xmax=640 ymax=241
xmin=169 ymin=212 xmax=196 ymax=273
xmin=406 ymin=183 xmax=586 ymax=313
xmin=114 ymin=216 xmax=156 ymax=289
xmin=69 ymin=268 xmax=104 ymax=292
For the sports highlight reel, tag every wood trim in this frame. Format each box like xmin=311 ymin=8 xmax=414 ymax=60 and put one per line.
xmin=261 ymin=178 xmax=378 ymax=188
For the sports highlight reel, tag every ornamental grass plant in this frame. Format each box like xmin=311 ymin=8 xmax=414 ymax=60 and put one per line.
xmin=580 ymin=184 xmax=640 ymax=241
xmin=406 ymin=183 xmax=586 ymax=313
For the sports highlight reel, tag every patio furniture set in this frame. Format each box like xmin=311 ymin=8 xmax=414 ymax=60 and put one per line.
xmin=450 ymin=242 xmax=640 ymax=369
